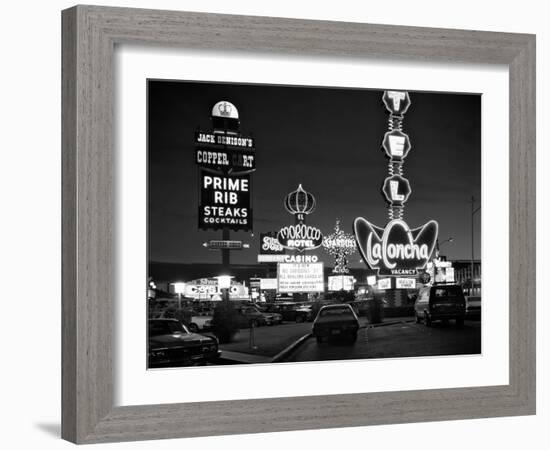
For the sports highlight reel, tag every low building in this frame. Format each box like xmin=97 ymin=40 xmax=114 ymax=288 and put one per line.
xmin=451 ymin=259 xmax=481 ymax=296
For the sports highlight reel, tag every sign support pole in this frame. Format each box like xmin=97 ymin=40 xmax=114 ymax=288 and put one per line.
xmin=222 ymin=228 xmax=230 ymax=272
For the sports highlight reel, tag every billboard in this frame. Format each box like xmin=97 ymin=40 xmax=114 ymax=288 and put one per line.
xmin=198 ymin=171 xmax=252 ymax=231
xmin=328 ymin=275 xmax=356 ymax=291
xmin=260 ymin=278 xmax=278 ymax=290
xmin=395 ymin=277 xmax=416 ymax=289
xmin=277 ymin=262 xmax=324 ymax=293
xmin=377 ymin=278 xmax=391 ymax=290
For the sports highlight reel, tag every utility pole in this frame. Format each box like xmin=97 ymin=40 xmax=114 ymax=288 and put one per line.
xmin=470 ymin=196 xmax=481 ymax=295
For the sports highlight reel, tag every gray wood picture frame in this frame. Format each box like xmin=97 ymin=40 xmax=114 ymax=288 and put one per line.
xmin=61 ymin=5 xmax=536 ymax=444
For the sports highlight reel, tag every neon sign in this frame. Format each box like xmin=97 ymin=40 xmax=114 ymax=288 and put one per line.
xmin=277 ymin=224 xmax=323 ymax=251
xmin=322 ymin=219 xmax=357 ymax=274
xmin=354 ymin=90 xmax=438 ymax=277
xmin=382 ymin=129 xmax=411 ymax=160
xmin=382 ymin=175 xmax=412 ymax=206
xmin=196 ymin=100 xmax=256 ymax=234
xmin=260 ymin=232 xmax=285 ymax=254
xmin=354 ymin=218 xmax=438 ymax=276
xmin=382 ymin=91 xmax=411 ymax=115
xmin=277 ymin=184 xmax=323 ymax=252
xmin=198 ymin=172 xmax=252 ymax=230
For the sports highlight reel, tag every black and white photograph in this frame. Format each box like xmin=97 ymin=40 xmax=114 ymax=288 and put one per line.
xmin=147 ymin=80 xmax=481 ymax=368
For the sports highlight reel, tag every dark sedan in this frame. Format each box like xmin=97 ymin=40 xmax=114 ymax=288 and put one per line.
xmin=312 ymin=304 xmax=360 ymax=344
xmin=148 ymin=318 xmax=221 ymax=368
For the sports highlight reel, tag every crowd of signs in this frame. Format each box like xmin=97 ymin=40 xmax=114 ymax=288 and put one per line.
xmin=193 ymin=94 xmax=440 ymax=296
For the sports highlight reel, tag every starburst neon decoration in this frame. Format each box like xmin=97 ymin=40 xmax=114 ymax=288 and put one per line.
xmin=322 ymin=219 xmax=357 ymax=274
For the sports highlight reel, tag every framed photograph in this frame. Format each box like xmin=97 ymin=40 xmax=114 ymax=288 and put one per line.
xmin=62 ymin=5 xmax=535 ymax=444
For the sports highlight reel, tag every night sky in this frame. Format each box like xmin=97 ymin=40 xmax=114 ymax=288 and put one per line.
xmin=148 ymin=80 xmax=481 ymax=268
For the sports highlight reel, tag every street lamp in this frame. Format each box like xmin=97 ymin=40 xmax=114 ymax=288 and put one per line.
xmin=216 ymin=275 xmax=232 ymax=303
xmin=435 ymin=237 xmax=454 ymax=259
xmin=172 ymin=282 xmax=187 ymax=309
xmin=470 ymin=196 xmax=481 ymax=295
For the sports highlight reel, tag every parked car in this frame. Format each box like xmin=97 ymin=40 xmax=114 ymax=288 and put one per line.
xmin=148 ymin=318 xmax=221 ymax=368
xmin=236 ymin=305 xmax=267 ymax=328
xmin=414 ymin=284 xmax=466 ymax=327
xmin=312 ymin=304 xmax=360 ymax=343
xmin=187 ymin=315 xmax=213 ymax=332
xmin=294 ymin=305 xmax=314 ymax=322
xmin=259 ymin=308 xmax=283 ymax=325
xmin=262 ymin=302 xmax=313 ymax=322
xmin=466 ymin=296 xmax=481 ymax=319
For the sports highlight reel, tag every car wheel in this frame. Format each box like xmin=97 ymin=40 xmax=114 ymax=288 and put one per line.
xmin=424 ymin=312 xmax=432 ymax=327
xmin=455 ymin=318 xmax=464 ymax=328
xmin=188 ymin=323 xmax=199 ymax=333
xmin=296 ymin=315 xmax=304 ymax=323
xmin=316 ymin=336 xmax=324 ymax=344
xmin=349 ymin=332 xmax=358 ymax=344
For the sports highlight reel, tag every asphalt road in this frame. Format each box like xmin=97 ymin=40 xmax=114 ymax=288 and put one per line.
xmin=285 ymin=320 xmax=481 ymax=362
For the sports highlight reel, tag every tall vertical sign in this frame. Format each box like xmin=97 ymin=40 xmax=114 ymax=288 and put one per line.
xmin=195 ymin=101 xmax=255 ymax=232
xmin=354 ymin=91 xmax=438 ymax=279
xmin=195 ymin=101 xmax=256 ymax=269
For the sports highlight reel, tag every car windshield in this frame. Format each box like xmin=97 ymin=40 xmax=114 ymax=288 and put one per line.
xmin=149 ymin=320 xmax=188 ymax=336
xmin=320 ymin=306 xmax=352 ymax=316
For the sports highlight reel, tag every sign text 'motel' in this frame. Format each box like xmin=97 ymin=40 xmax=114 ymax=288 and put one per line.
xmin=276 ymin=184 xmax=323 ymax=252
xmin=198 ymin=172 xmax=252 ymax=231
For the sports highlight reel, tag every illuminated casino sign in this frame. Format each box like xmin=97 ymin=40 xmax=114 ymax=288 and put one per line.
xmin=276 ymin=184 xmax=323 ymax=252
xmin=322 ymin=219 xmax=357 ymax=274
xmin=257 ymin=232 xmax=286 ymax=263
xmin=182 ymin=278 xmax=249 ymax=300
xmin=354 ymin=90 xmax=438 ymax=277
xmin=260 ymin=232 xmax=285 ymax=255
xmin=354 ymin=218 xmax=438 ymax=276
xmin=277 ymin=224 xmax=323 ymax=251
